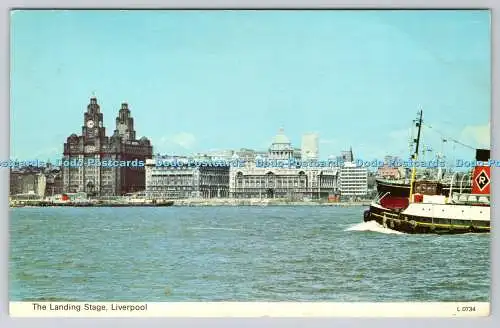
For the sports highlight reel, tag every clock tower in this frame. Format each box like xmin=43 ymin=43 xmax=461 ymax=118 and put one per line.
xmin=63 ymin=96 xmax=153 ymax=196
xmin=82 ymin=97 xmax=105 ymax=151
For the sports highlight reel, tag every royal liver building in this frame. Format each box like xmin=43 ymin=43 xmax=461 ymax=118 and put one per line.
xmin=62 ymin=97 xmax=153 ymax=196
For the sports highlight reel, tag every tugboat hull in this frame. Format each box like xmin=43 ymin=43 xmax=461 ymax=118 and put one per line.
xmin=364 ymin=203 xmax=490 ymax=234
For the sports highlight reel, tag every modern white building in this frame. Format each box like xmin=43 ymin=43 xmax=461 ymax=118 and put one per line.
xmin=301 ymin=133 xmax=319 ymax=160
xmin=339 ymin=161 xmax=368 ymax=199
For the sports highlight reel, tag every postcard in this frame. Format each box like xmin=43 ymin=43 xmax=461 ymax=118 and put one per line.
xmin=8 ymin=9 xmax=491 ymax=317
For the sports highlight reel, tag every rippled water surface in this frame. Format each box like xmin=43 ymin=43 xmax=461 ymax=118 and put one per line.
xmin=9 ymin=206 xmax=490 ymax=301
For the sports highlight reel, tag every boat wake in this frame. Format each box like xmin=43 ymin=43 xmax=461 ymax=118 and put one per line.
xmin=344 ymin=221 xmax=405 ymax=235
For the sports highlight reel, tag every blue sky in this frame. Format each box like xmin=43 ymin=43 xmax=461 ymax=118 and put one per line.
xmin=10 ymin=10 xmax=491 ymax=165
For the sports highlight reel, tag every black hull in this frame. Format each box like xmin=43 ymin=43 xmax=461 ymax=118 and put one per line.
xmin=376 ymin=180 xmax=471 ymax=198
xmin=376 ymin=180 xmax=411 ymax=198
xmin=363 ymin=205 xmax=490 ymax=234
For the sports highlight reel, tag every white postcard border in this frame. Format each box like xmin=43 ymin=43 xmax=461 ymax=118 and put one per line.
xmin=8 ymin=302 xmax=492 ymax=317
xmin=1 ymin=1 xmax=499 ymax=328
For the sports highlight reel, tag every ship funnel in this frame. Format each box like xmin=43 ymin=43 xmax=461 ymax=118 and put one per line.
xmin=471 ymin=149 xmax=490 ymax=195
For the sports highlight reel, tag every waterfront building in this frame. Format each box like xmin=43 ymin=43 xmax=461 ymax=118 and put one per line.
xmin=376 ymin=156 xmax=404 ymax=179
xmin=44 ymin=168 xmax=63 ymax=197
xmin=229 ymin=129 xmax=338 ymax=200
xmin=366 ymin=171 xmax=378 ymax=199
xmin=146 ymin=129 xmax=338 ymax=200
xmin=377 ymin=165 xmax=402 ymax=179
xmin=367 ymin=171 xmax=377 ymax=189
xmin=62 ymin=97 xmax=153 ymax=196
xmin=196 ymin=149 xmax=235 ymax=161
xmin=235 ymin=148 xmax=257 ymax=165
xmin=293 ymin=148 xmax=302 ymax=160
xmin=234 ymin=148 xmax=269 ymax=167
xmin=144 ymin=157 xmax=230 ymax=199
xmin=339 ymin=161 xmax=368 ymax=199
xmin=269 ymin=128 xmax=295 ymax=160
xmin=334 ymin=155 xmax=345 ymax=165
xmin=340 ymin=148 xmax=354 ymax=163
xmin=229 ymin=165 xmax=338 ymax=200
xmin=9 ymin=166 xmax=46 ymax=199
xmin=301 ymin=133 xmax=319 ymax=160
xmin=9 ymin=161 xmax=64 ymax=199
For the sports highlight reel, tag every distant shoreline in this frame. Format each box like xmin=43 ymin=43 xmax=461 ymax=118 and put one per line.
xmin=9 ymin=198 xmax=371 ymax=208
xmin=171 ymin=199 xmax=371 ymax=207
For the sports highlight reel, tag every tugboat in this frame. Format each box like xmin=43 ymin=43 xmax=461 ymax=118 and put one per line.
xmin=363 ymin=110 xmax=490 ymax=234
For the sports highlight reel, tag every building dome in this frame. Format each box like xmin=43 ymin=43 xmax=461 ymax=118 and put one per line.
xmin=269 ymin=128 xmax=294 ymax=159
xmin=272 ymin=128 xmax=291 ymax=145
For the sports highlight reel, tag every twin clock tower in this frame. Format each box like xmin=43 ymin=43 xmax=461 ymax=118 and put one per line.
xmin=62 ymin=97 xmax=153 ymax=196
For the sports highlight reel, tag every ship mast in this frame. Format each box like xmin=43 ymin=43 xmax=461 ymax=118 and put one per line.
xmin=408 ymin=109 xmax=423 ymax=201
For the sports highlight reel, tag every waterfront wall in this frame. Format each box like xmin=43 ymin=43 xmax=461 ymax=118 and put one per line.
xmin=171 ymin=198 xmax=370 ymax=206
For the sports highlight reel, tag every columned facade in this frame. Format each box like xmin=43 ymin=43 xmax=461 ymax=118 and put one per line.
xmin=229 ymin=129 xmax=338 ymax=200
xmin=229 ymin=167 xmax=337 ymax=200
xmin=144 ymin=158 xmax=230 ymax=199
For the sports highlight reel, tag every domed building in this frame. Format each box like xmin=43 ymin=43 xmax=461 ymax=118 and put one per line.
xmin=269 ymin=128 xmax=294 ymax=160
xmin=229 ymin=128 xmax=338 ymax=200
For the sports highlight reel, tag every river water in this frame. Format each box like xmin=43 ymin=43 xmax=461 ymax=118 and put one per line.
xmin=9 ymin=206 xmax=490 ymax=301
